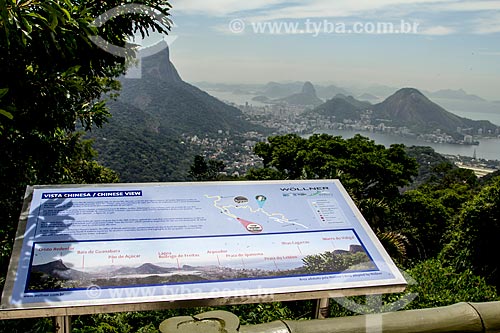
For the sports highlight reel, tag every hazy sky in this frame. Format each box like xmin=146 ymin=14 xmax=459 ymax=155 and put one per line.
xmin=160 ymin=1 xmax=500 ymax=99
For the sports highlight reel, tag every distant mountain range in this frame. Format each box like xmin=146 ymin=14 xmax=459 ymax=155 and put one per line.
xmin=259 ymin=81 xmax=304 ymax=99
xmin=254 ymin=81 xmax=323 ymax=106
xmin=374 ymin=88 xmax=492 ymax=133
xmin=277 ymin=81 xmax=323 ymax=106
xmin=112 ymin=263 xmax=172 ymax=276
xmin=251 ymin=81 xmax=350 ymax=100
xmin=357 ymin=93 xmax=380 ymax=103
xmin=426 ymin=89 xmax=486 ymax=102
xmin=247 ymin=82 xmax=498 ymax=136
xmin=309 ymin=88 xmax=499 ymax=137
xmin=85 ymin=47 xmax=498 ymax=183
xmin=203 ymin=80 xmax=497 ymax=107
xmin=194 ymin=81 xmax=500 ymax=127
xmin=313 ymin=94 xmax=371 ymax=121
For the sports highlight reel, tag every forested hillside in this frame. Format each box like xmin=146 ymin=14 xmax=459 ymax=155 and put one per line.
xmin=87 ymin=44 xmax=264 ymax=182
xmin=89 ymin=99 xmax=195 ymax=182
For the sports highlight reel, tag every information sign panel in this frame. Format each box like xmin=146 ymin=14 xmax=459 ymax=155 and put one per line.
xmin=1 ymin=180 xmax=406 ymax=309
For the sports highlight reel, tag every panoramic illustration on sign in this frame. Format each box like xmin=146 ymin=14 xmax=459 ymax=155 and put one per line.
xmin=2 ymin=180 xmax=406 ymax=309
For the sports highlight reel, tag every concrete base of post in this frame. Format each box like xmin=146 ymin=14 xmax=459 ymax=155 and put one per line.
xmin=159 ymin=310 xmax=240 ymax=333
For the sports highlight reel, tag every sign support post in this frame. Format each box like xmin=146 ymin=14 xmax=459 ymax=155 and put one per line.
xmin=54 ymin=316 xmax=71 ymax=333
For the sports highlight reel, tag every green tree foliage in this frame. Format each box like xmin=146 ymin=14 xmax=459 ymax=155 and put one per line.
xmin=441 ymin=177 xmax=500 ymax=289
xmin=0 ymin=87 xmax=14 ymax=132
xmin=401 ymin=259 xmax=498 ymax=309
xmin=0 ymin=0 xmax=172 ymax=188
xmin=244 ymin=167 xmax=286 ymax=181
xmin=328 ymin=258 xmax=498 ymax=318
xmin=404 ymin=146 xmax=452 ymax=188
xmin=252 ymin=133 xmax=418 ymax=200
xmin=250 ymin=133 xmax=419 ymax=262
xmin=480 ymin=169 xmax=500 ymax=186
xmin=302 ymin=251 xmax=374 ymax=273
xmin=0 ymin=1 xmax=171 ymax=330
xmin=0 ymin=0 xmax=171 ymax=240
xmin=389 ymin=151 xmax=479 ymax=263
xmin=71 ymin=304 xmax=296 ymax=332
xmin=357 ymin=198 xmax=409 ymax=263
xmin=224 ymin=303 xmax=294 ymax=325
xmin=418 ymin=162 xmax=479 ymax=215
xmin=86 ymin=98 xmax=197 ymax=182
xmin=429 ymin=162 xmax=478 ymax=189
xmin=0 ymin=134 xmax=119 ymax=290
xmin=396 ymin=190 xmax=450 ymax=260
xmin=188 ymin=155 xmax=225 ymax=181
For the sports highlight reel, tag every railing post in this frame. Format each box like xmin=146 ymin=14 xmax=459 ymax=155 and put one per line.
xmin=315 ymin=298 xmax=330 ymax=319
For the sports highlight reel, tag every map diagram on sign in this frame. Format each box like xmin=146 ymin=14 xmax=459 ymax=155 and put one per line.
xmin=205 ymin=193 xmax=328 ymax=233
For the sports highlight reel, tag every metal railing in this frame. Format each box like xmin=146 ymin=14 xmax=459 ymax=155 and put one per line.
xmin=160 ymin=302 xmax=500 ymax=333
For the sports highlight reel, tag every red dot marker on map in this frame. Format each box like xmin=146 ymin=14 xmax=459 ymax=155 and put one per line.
xmin=237 ymin=217 xmax=263 ymax=233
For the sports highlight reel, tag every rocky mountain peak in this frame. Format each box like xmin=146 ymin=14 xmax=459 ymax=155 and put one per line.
xmin=139 ymin=41 xmax=182 ymax=82
xmin=302 ymin=81 xmax=317 ymax=96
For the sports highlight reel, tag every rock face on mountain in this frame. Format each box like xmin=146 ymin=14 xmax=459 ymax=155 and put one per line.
xmin=115 ymin=42 xmax=255 ymax=135
xmin=139 ymin=44 xmax=182 ymax=82
xmin=279 ymin=81 xmax=323 ymax=106
xmin=302 ymin=81 xmax=316 ymax=96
